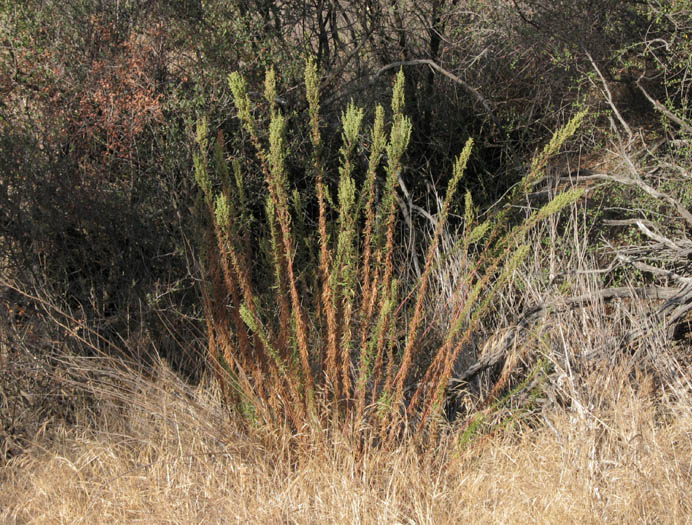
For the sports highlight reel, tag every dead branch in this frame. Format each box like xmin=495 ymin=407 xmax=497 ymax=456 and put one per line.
xmin=637 ymin=76 xmax=692 ymax=135
xmin=574 ymin=171 xmax=692 ymax=228
xmin=454 ymin=284 xmax=687 ymax=384
xmin=586 ymin=51 xmax=632 ymax=139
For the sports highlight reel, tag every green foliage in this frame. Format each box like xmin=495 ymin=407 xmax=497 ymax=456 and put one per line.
xmin=228 ymin=72 xmax=254 ymax=135
xmin=195 ymin=62 xmax=587 ymax=439
xmin=535 ymin=187 xmax=585 ymax=221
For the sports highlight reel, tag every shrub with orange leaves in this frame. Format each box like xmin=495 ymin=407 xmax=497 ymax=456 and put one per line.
xmin=70 ymin=17 xmax=164 ymax=171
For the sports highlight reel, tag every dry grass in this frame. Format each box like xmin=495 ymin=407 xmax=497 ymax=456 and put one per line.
xmin=1 ymin=300 xmax=690 ymax=524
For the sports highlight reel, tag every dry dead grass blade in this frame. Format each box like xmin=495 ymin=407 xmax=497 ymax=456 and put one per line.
xmin=1 ymin=304 xmax=691 ymax=524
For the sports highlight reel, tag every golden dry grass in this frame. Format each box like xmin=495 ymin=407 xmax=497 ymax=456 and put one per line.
xmin=1 ymin=338 xmax=690 ymax=524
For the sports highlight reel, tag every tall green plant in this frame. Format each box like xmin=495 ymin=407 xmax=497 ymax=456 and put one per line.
xmin=195 ymin=61 xmax=585 ymax=439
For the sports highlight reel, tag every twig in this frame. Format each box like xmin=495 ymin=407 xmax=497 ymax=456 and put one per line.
xmin=658 ymin=283 xmax=692 ymax=338
xmin=453 ymin=285 xmax=686 ymax=383
xmin=574 ymin=172 xmax=692 ymax=228
xmin=585 ymin=51 xmax=632 ymax=139
xmin=0 ymin=277 xmax=122 ymax=356
xmin=373 ymin=59 xmax=500 ymax=128
xmin=637 ymin=76 xmax=692 ymax=135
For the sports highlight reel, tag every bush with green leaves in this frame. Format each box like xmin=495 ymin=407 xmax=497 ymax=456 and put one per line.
xmin=194 ymin=60 xmax=585 ymax=441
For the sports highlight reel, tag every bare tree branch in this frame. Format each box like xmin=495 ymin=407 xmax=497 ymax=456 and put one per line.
xmin=637 ymin=76 xmax=692 ymax=135
xmin=575 ymin=171 xmax=692 ymax=228
xmin=454 ymin=285 xmax=684 ymax=383
xmin=586 ymin=51 xmax=632 ymax=139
